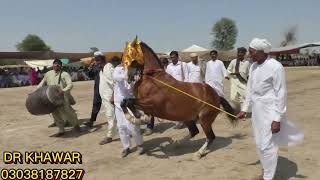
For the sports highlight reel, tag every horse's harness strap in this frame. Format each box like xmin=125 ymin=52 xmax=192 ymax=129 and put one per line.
xmin=143 ymin=68 xmax=164 ymax=75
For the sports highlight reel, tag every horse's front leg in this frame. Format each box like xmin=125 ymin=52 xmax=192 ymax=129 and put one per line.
xmin=120 ymin=99 xmax=136 ymax=123
xmin=120 ymin=99 xmax=130 ymax=115
xmin=173 ymin=120 xmax=199 ymax=145
xmin=121 ymin=99 xmax=150 ymax=124
xmin=126 ymin=98 xmax=142 ymax=118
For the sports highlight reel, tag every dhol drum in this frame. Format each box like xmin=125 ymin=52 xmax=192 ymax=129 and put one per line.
xmin=26 ymin=85 xmax=64 ymax=115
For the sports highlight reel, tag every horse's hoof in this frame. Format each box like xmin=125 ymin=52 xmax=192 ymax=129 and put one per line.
xmin=126 ymin=114 xmax=140 ymax=125
xmin=141 ymin=115 xmax=151 ymax=123
xmin=192 ymin=152 xmax=202 ymax=160
xmin=156 ymin=117 xmax=163 ymax=122
xmin=125 ymin=114 xmax=132 ymax=121
xmin=130 ymin=117 xmax=141 ymax=125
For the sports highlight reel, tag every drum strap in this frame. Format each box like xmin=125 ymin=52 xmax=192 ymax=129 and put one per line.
xmin=58 ymin=71 xmax=62 ymax=85
xmin=235 ymin=60 xmax=247 ymax=83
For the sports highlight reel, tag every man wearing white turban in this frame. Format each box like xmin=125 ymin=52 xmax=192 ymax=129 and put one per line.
xmin=237 ymin=38 xmax=304 ymax=180
xmin=185 ymin=53 xmax=203 ymax=83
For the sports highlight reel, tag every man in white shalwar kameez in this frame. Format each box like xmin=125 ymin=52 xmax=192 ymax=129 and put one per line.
xmin=186 ymin=53 xmax=203 ymax=83
xmin=237 ymin=38 xmax=304 ymax=180
xmin=205 ymin=50 xmax=229 ymax=97
xmin=97 ymin=55 xmax=119 ymax=145
xmin=166 ymin=51 xmax=188 ymax=82
xmin=166 ymin=51 xmax=188 ymax=129
xmin=113 ymin=64 xmax=145 ymax=158
xmin=227 ymin=47 xmax=251 ymax=111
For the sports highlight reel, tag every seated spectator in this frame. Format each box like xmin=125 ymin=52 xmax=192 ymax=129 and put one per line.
xmin=71 ymin=71 xmax=78 ymax=81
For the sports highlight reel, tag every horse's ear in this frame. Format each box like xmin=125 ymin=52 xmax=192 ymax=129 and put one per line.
xmin=132 ymin=36 xmax=142 ymax=47
xmin=133 ymin=35 xmax=138 ymax=44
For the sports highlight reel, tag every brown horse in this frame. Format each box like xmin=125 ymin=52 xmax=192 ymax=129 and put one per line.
xmin=123 ymin=40 xmax=237 ymax=158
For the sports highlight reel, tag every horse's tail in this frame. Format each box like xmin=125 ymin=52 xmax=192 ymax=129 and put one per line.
xmin=220 ymin=96 xmax=238 ymax=126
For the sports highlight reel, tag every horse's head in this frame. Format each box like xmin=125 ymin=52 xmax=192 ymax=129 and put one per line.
xmin=122 ymin=37 xmax=163 ymax=83
xmin=126 ymin=59 xmax=144 ymax=84
xmin=122 ymin=37 xmax=144 ymax=84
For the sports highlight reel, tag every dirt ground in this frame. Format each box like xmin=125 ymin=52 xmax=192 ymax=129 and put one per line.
xmin=1 ymin=67 xmax=319 ymax=180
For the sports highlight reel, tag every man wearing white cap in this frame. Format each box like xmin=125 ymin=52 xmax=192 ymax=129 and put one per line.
xmin=185 ymin=53 xmax=203 ymax=83
xmin=85 ymin=51 xmax=105 ymax=128
xmin=205 ymin=50 xmax=229 ymax=97
xmin=237 ymin=38 xmax=304 ymax=180
xmin=97 ymin=53 xmax=119 ymax=145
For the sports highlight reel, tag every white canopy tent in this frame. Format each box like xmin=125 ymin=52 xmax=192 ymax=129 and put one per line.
xmin=182 ymin=44 xmax=209 ymax=52
xmin=24 ymin=60 xmax=54 ymax=70
xmin=24 ymin=59 xmax=71 ymax=70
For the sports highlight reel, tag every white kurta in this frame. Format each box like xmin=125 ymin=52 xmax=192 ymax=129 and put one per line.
xmin=99 ymin=63 xmax=115 ymax=101
xmin=227 ymin=59 xmax=251 ymax=104
xmin=186 ymin=62 xmax=202 ymax=83
xmin=242 ymin=58 xmax=303 ymax=149
xmin=99 ymin=63 xmax=116 ymax=138
xmin=113 ymin=65 xmax=143 ymax=149
xmin=112 ymin=66 xmax=133 ymax=108
xmin=205 ymin=59 xmax=228 ymax=96
xmin=242 ymin=58 xmax=303 ymax=180
xmin=165 ymin=61 xmax=188 ymax=81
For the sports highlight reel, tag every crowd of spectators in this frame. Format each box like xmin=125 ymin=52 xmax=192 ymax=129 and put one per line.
xmin=277 ymin=55 xmax=320 ymax=67
xmin=0 ymin=66 xmax=91 ymax=88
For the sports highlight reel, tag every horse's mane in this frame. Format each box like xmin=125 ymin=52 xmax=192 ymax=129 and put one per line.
xmin=140 ymin=42 xmax=164 ymax=69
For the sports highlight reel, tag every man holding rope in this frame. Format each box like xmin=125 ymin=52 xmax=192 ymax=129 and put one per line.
xmin=237 ymin=38 xmax=304 ymax=180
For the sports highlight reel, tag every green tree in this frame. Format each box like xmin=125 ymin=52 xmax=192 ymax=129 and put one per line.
xmin=16 ymin=34 xmax=51 ymax=51
xmin=211 ymin=17 xmax=238 ymax=50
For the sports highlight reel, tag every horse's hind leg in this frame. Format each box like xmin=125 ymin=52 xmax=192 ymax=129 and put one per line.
xmin=194 ymin=112 xmax=218 ymax=159
xmin=185 ymin=120 xmax=199 ymax=138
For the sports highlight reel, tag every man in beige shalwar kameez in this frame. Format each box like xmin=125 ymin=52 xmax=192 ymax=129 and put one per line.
xmin=37 ymin=59 xmax=80 ymax=136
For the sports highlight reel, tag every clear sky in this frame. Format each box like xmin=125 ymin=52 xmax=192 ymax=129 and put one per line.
xmin=1 ymin=0 xmax=319 ymax=52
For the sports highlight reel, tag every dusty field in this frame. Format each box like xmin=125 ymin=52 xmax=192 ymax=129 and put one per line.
xmin=1 ymin=67 xmax=319 ymax=180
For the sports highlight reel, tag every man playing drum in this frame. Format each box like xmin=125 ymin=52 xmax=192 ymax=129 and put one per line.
xmin=37 ymin=59 xmax=81 ymax=137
